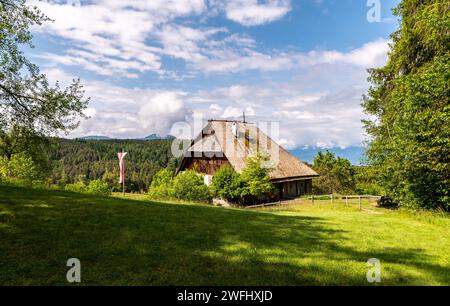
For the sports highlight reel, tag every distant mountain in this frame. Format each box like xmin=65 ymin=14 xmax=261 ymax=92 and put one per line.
xmin=78 ymin=136 xmax=111 ymax=140
xmin=290 ymin=146 xmax=367 ymax=166
xmin=142 ymin=134 xmax=176 ymax=140
xmin=77 ymin=134 xmax=176 ymax=141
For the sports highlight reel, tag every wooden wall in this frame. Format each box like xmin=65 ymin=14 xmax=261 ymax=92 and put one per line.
xmin=183 ymin=156 xmax=231 ymax=175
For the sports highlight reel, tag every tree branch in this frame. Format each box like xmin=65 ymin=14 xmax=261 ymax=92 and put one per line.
xmin=0 ymin=83 xmax=31 ymax=113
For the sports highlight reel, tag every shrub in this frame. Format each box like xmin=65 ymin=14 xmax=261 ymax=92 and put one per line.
xmin=64 ymin=181 xmax=87 ymax=193
xmin=0 ymin=153 xmax=39 ymax=184
xmin=240 ymin=153 xmax=274 ymax=204
xmin=171 ymin=170 xmax=211 ymax=202
xmin=148 ymin=168 xmax=174 ymax=200
xmin=0 ymin=156 xmax=8 ymax=180
xmin=87 ymin=179 xmax=111 ymax=196
xmin=210 ymin=165 xmax=243 ymax=203
xmin=377 ymin=196 xmax=399 ymax=209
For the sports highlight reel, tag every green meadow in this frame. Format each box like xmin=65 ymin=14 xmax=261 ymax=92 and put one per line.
xmin=0 ymin=185 xmax=448 ymax=285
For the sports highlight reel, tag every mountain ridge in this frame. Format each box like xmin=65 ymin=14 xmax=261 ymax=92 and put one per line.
xmin=78 ymin=134 xmax=176 ymax=141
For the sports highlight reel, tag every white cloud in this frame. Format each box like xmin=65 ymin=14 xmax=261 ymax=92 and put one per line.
xmin=139 ymin=92 xmax=190 ymax=135
xmin=47 ymin=63 xmax=376 ymax=148
xmin=277 ymin=138 xmax=296 ymax=150
xmin=30 ymin=1 xmax=388 ymax=78
xmin=44 ymin=68 xmax=192 ymax=138
xmin=189 ymin=38 xmax=389 ymax=73
xmin=225 ymin=0 xmax=291 ymax=26
xmin=30 ymin=0 xmax=206 ymax=78
xmin=304 ymin=39 xmax=390 ymax=68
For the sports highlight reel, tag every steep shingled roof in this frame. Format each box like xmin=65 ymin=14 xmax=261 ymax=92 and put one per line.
xmin=184 ymin=120 xmax=318 ymax=181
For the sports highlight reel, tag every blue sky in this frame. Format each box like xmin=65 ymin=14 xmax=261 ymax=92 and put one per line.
xmin=26 ymin=0 xmax=400 ymax=149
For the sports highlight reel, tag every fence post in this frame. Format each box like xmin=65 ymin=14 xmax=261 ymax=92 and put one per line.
xmin=345 ymin=196 xmax=348 ymax=206
xmin=311 ymin=195 xmax=314 ymax=205
xmin=331 ymin=194 xmax=334 ymax=206
xmin=359 ymin=196 xmax=362 ymax=210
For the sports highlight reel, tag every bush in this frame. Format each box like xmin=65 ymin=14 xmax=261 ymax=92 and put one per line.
xmin=0 ymin=156 xmax=8 ymax=180
xmin=87 ymin=179 xmax=111 ymax=196
xmin=148 ymin=168 xmax=174 ymax=200
xmin=210 ymin=165 xmax=243 ymax=203
xmin=64 ymin=181 xmax=87 ymax=193
xmin=0 ymin=153 xmax=39 ymax=184
xmin=377 ymin=196 xmax=399 ymax=209
xmin=171 ymin=170 xmax=211 ymax=202
xmin=64 ymin=180 xmax=111 ymax=196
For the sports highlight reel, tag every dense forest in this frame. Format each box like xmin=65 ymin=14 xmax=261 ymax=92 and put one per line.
xmin=363 ymin=0 xmax=449 ymax=210
xmin=48 ymin=139 xmax=181 ymax=192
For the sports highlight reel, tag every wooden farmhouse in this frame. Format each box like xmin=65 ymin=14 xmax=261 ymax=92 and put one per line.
xmin=178 ymin=120 xmax=319 ymax=199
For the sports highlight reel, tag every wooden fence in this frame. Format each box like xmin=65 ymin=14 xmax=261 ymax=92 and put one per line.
xmin=245 ymin=195 xmax=381 ymax=210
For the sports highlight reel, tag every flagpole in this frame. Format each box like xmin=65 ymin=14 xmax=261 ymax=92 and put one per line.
xmin=122 ymin=147 xmax=125 ymax=197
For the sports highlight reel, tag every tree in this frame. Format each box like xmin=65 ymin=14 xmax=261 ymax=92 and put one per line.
xmin=312 ymin=151 xmax=355 ymax=194
xmin=48 ymin=138 xmax=180 ymax=192
xmin=354 ymin=166 xmax=385 ymax=196
xmin=0 ymin=0 xmax=89 ymax=136
xmin=362 ymin=0 xmax=449 ymax=210
xmin=171 ymin=170 xmax=210 ymax=202
xmin=0 ymin=125 xmax=53 ymax=175
xmin=210 ymin=165 xmax=243 ymax=203
xmin=240 ymin=153 xmax=274 ymax=203
xmin=148 ymin=168 xmax=174 ymax=200
xmin=0 ymin=152 xmax=39 ymax=183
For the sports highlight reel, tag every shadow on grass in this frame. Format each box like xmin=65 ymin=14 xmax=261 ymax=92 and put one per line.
xmin=0 ymin=184 xmax=448 ymax=285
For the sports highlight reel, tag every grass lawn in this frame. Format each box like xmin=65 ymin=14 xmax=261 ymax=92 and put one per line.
xmin=0 ymin=184 xmax=449 ymax=285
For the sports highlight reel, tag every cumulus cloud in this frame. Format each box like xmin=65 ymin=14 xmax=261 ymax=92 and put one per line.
xmin=30 ymin=0 xmax=206 ymax=78
xmin=44 ymin=68 xmax=191 ymax=138
xmin=225 ymin=0 xmax=291 ymax=26
xmin=303 ymin=39 xmax=390 ymax=68
xmin=32 ymin=0 xmax=391 ymax=150
xmin=139 ymin=92 xmax=190 ymax=135
xmin=48 ymin=60 xmax=378 ymax=148
xmin=30 ymin=1 xmax=388 ymax=78
xmin=188 ymin=38 xmax=389 ymax=73
xmin=180 ymin=66 xmax=375 ymax=149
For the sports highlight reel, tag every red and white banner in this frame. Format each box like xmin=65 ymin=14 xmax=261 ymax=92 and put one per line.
xmin=118 ymin=152 xmax=128 ymax=184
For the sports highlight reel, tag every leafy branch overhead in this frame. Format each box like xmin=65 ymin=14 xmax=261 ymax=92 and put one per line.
xmin=0 ymin=0 xmax=89 ymax=135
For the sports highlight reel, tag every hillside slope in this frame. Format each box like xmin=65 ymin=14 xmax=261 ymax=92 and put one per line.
xmin=0 ymin=185 xmax=448 ymax=285
xmin=49 ymin=138 xmax=181 ymax=192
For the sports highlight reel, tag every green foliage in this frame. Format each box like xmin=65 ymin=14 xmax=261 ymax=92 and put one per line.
xmin=0 ymin=152 xmax=39 ymax=184
xmin=354 ymin=166 xmax=385 ymax=196
xmin=210 ymin=165 xmax=243 ymax=202
xmin=64 ymin=179 xmax=111 ymax=196
xmin=362 ymin=0 xmax=450 ymax=210
xmin=0 ymin=0 xmax=89 ymax=135
xmin=148 ymin=168 xmax=174 ymax=200
xmin=64 ymin=181 xmax=87 ymax=194
xmin=0 ymin=155 xmax=7 ymax=179
xmin=87 ymin=179 xmax=111 ymax=196
xmin=0 ymin=126 xmax=53 ymax=176
xmin=240 ymin=154 xmax=274 ymax=203
xmin=312 ymin=151 xmax=356 ymax=194
xmin=0 ymin=1 xmax=88 ymax=185
xmin=49 ymin=138 xmax=181 ymax=192
xmin=171 ymin=170 xmax=211 ymax=202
